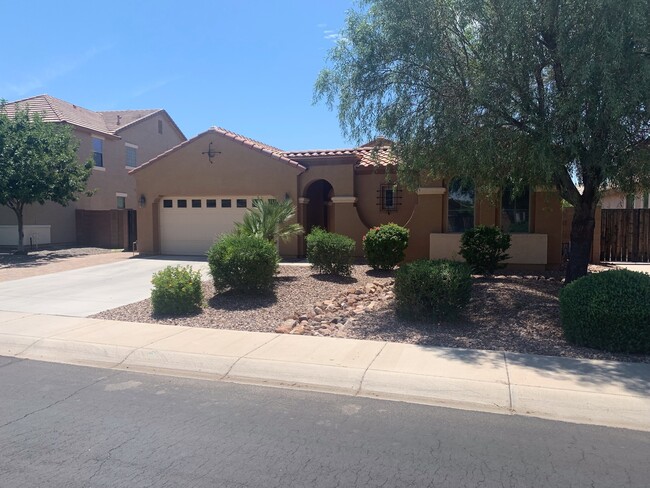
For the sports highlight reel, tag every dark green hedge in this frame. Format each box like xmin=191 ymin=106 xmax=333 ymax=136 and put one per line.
xmin=207 ymin=233 xmax=279 ymax=293
xmin=306 ymin=227 xmax=356 ymax=276
xmin=560 ymin=269 xmax=650 ymax=354
xmin=394 ymin=259 xmax=472 ymax=321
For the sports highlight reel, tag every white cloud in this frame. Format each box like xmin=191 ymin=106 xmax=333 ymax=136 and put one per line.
xmin=323 ymin=29 xmax=346 ymax=42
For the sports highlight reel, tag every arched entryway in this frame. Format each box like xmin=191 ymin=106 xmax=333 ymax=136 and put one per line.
xmin=304 ymin=179 xmax=334 ymax=233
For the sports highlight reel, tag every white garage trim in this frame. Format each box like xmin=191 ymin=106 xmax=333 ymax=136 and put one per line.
xmin=159 ymin=195 xmax=272 ymax=255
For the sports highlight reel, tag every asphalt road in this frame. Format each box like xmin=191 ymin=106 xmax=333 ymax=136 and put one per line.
xmin=1 ymin=357 xmax=648 ymax=488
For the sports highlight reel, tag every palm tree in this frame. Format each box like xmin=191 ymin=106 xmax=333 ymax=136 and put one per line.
xmin=234 ymin=198 xmax=303 ymax=242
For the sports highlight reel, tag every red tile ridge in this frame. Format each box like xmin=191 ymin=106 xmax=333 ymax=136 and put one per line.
xmin=131 ymin=127 xmax=306 ymax=175
xmin=210 ymin=127 xmax=305 ymax=171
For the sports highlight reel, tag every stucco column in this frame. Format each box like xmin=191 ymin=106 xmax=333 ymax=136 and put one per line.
xmin=405 ymin=187 xmax=446 ymax=260
xmin=297 ymin=197 xmax=309 ymax=256
xmin=532 ymin=191 xmax=563 ymax=267
xmin=330 ymin=196 xmax=367 ymax=256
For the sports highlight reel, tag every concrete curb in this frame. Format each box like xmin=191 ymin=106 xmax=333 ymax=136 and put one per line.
xmin=0 ymin=310 xmax=648 ymax=432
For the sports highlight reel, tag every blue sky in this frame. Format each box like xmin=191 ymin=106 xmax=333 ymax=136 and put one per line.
xmin=1 ymin=0 xmax=356 ymax=150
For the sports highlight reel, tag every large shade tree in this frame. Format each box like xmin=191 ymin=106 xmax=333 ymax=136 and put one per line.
xmin=316 ymin=0 xmax=650 ymax=282
xmin=0 ymin=105 xmax=92 ymax=254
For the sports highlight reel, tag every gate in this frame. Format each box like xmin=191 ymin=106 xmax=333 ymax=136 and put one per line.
xmin=600 ymin=209 xmax=650 ymax=262
xmin=127 ymin=209 xmax=137 ymax=251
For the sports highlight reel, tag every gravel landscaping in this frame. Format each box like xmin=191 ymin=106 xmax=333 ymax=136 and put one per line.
xmin=92 ymin=263 xmax=650 ymax=364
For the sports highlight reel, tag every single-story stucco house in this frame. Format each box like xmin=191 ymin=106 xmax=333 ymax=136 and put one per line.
xmin=131 ymin=127 xmax=564 ymax=269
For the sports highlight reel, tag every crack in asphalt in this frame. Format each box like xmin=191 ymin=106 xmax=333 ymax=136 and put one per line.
xmin=0 ymin=370 xmax=120 ymax=430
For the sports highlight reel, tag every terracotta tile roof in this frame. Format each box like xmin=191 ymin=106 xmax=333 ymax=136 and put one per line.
xmin=99 ymin=109 xmax=160 ymax=132
xmin=212 ymin=126 xmax=285 ymax=155
xmin=2 ymin=95 xmax=182 ymax=139
xmin=284 ymin=145 xmax=397 ymax=169
xmin=354 ymin=146 xmax=396 ymax=168
xmin=2 ymin=94 xmax=114 ymax=136
xmin=131 ymin=126 xmax=306 ymax=174
xmin=284 ymin=148 xmax=359 ymax=158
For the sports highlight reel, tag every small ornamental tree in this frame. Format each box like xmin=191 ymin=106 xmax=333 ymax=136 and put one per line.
xmin=234 ymin=198 xmax=303 ymax=243
xmin=363 ymin=223 xmax=409 ymax=270
xmin=459 ymin=226 xmax=511 ymax=275
xmin=316 ymin=0 xmax=650 ymax=283
xmin=0 ymin=106 xmax=92 ymax=254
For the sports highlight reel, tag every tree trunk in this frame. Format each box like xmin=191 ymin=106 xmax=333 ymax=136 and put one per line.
xmin=12 ymin=206 xmax=27 ymax=255
xmin=565 ymin=200 xmax=597 ymax=284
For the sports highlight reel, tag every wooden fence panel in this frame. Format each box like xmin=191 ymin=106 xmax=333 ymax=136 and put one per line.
xmin=600 ymin=209 xmax=650 ymax=262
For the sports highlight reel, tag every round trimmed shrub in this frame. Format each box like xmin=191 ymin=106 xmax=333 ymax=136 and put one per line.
xmin=459 ymin=225 xmax=511 ymax=275
xmin=151 ymin=265 xmax=203 ymax=315
xmin=207 ymin=233 xmax=279 ymax=293
xmin=363 ymin=223 xmax=410 ymax=270
xmin=394 ymin=259 xmax=472 ymax=321
xmin=305 ymin=227 xmax=356 ymax=276
xmin=559 ymin=269 xmax=650 ymax=353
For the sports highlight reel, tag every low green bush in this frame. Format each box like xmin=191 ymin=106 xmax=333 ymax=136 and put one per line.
xmin=363 ymin=223 xmax=410 ymax=270
xmin=394 ymin=259 xmax=472 ymax=321
xmin=305 ymin=227 xmax=356 ymax=276
xmin=207 ymin=233 xmax=279 ymax=293
xmin=151 ymin=265 xmax=203 ymax=315
xmin=459 ymin=225 xmax=511 ymax=274
xmin=559 ymin=269 xmax=650 ymax=354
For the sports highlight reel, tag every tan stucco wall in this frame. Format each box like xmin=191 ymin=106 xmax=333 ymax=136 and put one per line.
xmin=403 ymin=188 xmax=445 ymax=260
xmin=134 ymin=130 xmax=303 ymax=255
xmin=298 ymin=161 xmax=354 ymax=198
xmin=601 ymin=190 xmax=649 ymax=209
xmin=429 ymin=233 xmax=549 ymax=265
xmin=428 ymin=189 xmax=563 ymax=268
xmin=0 ymin=116 xmax=184 ymax=245
xmin=0 ymin=203 xmax=76 ymax=244
xmin=353 ymin=171 xmax=417 ymax=228
xmin=531 ymin=191 xmax=563 ymax=266
xmin=76 ymin=116 xmax=184 ymax=211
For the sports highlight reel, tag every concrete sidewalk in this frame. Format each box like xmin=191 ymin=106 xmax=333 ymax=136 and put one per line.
xmin=0 ymin=310 xmax=648 ymax=432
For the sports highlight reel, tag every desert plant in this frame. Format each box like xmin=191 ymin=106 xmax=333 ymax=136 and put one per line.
xmin=207 ymin=233 xmax=279 ymax=293
xmin=151 ymin=265 xmax=203 ymax=315
xmin=459 ymin=225 xmax=511 ymax=274
xmin=560 ymin=269 xmax=650 ymax=354
xmin=234 ymin=198 xmax=303 ymax=243
xmin=394 ymin=259 xmax=472 ymax=321
xmin=305 ymin=227 xmax=356 ymax=276
xmin=363 ymin=223 xmax=409 ymax=270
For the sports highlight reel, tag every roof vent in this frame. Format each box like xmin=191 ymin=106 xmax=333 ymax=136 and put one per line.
xmin=117 ymin=115 xmax=121 ymax=125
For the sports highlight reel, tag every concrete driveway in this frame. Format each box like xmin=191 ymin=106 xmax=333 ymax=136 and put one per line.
xmin=0 ymin=257 xmax=209 ymax=317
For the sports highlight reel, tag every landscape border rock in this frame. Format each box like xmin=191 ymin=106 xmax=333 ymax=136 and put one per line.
xmin=276 ymin=280 xmax=395 ymax=336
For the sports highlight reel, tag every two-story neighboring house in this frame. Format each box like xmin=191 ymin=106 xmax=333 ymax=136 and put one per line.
xmin=0 ymin=94 xmax=186 ymax=249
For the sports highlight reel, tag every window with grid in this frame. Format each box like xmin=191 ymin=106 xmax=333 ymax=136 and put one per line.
xmin=501 ymin=187 xmax=530 ymax=233
xmin=380 ymin=184 xmax=398 ymax=212
xmin=92 ymin=138 xmax=103 ymax=167
xmin=447 ymin=178 xmax=475 ymax=232
xmin=125 ymin=145 xmax=137 ymax=167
